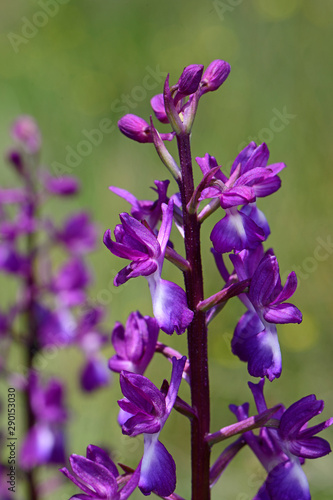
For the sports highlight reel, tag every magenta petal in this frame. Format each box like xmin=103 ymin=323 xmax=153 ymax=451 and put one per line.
xmin=210 ymin=211 xmax=265 ymax=254
xmin=122 ymin=413 xmax=161 ymax=436
xmin=69 ymin=455 xmax=118 ymax=498
xmin=139 ymin=437 xmax=176 ymax=497
xmin=288 ymin=436 xmax=331 ymax=459
xmin=120 ymin=213 xmax=160 ymax=257
xmin=254 ymin=175 xmax=281 ymax=197
xmin=60 ymin=467 xmax=94 ymax=496
xmin=164 ymin=356 xmax=186 ymax=417
xmin=271 ymin=271 xmax=298 ymax=305
xmin=249 ymin=255 xmax=279 ymax=306
xmin=230 ymin=142 xmax=257 ymax=175
xmin=279 ymin=395 xmax=324 ymax=438
xmin=157 ymin=200 xmax=174 ymax=256
xmin=220 ymin=186 xmax=255 ymax=209
xmin=263 ymin=303 xmax=302 ymax=324
xmin=266 ymin=461 xmax=310 ymax=500
xmin=86 ymin=445 xmax=119 ymax=477
xmin=120 ymin=372 xmax=166 ymax=417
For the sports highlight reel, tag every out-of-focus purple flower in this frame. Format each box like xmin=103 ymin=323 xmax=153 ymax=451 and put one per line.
xmin=11 ymin=115 xmax=41 ymax=154
xmin=109 ymin=180 xmax=169 ymax=231
xmin=41 ymin=170 xmax=80 ymax=196
xmin=52 ymin=257 xmax=91 ymax=306
xmin=109 ymin=311 xmax=159 ymax=374
xmin=0 ymin=243 xmax=29 ymax=276
xmin=80 ymin=355 xmax=111 ymax=392
xmin=118 ymin=114 xmax=174 ymax=143
xmin=20 ymin=373 xmax=67 ymax=469
xmin=36 ymin=304 xmax=76 ymax=347
xmin=118 ymin=356 xmax=186 ymax=496
xmin=60 ymin=444 xmax=140 ymax=499
xmin=232 ymin=379 xmax=333 ymax=500
xmin=230 ymin=251 xmax=302 ymax=381
xmin=104 ymin=200 xmax=193 ymax=334
xmin=199 ymin=59 xmax=231 ymax=94
xmin=56 ymin=212 xmax=98 ymax=254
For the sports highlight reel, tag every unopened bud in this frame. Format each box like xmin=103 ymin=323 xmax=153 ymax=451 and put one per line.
xmin=178 ymin=64 xmax=204 ymax=96
xmin=200 ymin=60 xmax=231 ymax=95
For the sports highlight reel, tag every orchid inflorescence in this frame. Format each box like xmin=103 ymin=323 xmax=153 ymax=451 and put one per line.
xmin=1 ymin=59 xmax=331 ymax=500
xmin=61 ymin=60 xmax=333 ymax=499
xmin=0 ymin=116 xmax=111 ymax=498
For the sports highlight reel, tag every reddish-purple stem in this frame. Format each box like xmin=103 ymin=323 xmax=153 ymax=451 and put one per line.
xmin=177 ymin=133 xmax=211 ymax=500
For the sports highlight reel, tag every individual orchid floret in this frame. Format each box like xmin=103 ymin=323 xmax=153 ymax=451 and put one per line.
xmin=118 ymin=356 xmax=186 ymax=496
xmin=103 ymin=200 xmax=193 ymax=334
xmin=60 ymin=444 xmax=140 ymax=499
xmin=11 ymin=115 xmax=41 ymax=155
xmin=40 ymin=170 xmax=80 ymax=196
xmin=80 ymin=355 xmax=111 ymax=392
xmin=242 ymin=379 xmax=333 ymax=500
xmin=52 ymin=256 xmax=91 ymax=306
xmin=55 ymin=212 xmax=98 ymax=254
xmin=109 ymin=311 xmax=159 ymax=374
xmin=231 ymin=251 xmax=302 ymax=380
xmin=199 ymin=59 xmax=231 ymax=95
xmin=109 ymin=180 xmax=170 ymax=231
xmin=118 ymin=114 xmax=174 ymax=143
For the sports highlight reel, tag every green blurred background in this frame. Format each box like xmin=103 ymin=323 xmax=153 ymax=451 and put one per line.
xmin=1 ymin=0 xmax=333 ymax=498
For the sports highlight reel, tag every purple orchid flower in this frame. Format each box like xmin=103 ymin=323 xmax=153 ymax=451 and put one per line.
xmin=109 ymin=311 xmax=159 ymax=375
xmin=60 ymin=445 xmax=140 ymax=499
xmin=20 ymin=373 xmax=67 ymax=469
xmin=52 ymin=256 xmax=92 ymax=306
xmin=103 ymin=200 xmax=193 ymax=334
xmin=197 ymin=143 xmax=284 ymax=253
xmin=41 ymin=170 xmax=80 ymax=196
xmin=118 ymin=356 xmax=186 ymax=496
xmin=232 ymin=379 xmax=333 ymax=500
xmin=229 ymin=249 xmax=302 ymax=380
xmin=109 ymin=180 xmax=170 ymax=231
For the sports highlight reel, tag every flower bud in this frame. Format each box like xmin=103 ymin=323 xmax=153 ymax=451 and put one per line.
xmin=178 ymin=64 xmax=204 ymax=96
xmin=200 ymin=60 xmax=231 ymax=94
xmin=11 ymin=115 xmax=41 ymax=154
xmin=118 ymin=114 xmax=152 ymax=143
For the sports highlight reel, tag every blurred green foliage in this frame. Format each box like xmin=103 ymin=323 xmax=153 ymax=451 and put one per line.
xmin=1 ymin=0 xmax=333 ymax=498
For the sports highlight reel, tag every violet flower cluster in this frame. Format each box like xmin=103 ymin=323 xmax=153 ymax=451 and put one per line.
xmin=0 ymin=117 xmax=110 ymax=498
xmin=59 ymin=60 xmax=331 ymax=500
